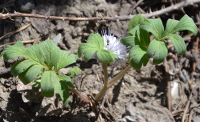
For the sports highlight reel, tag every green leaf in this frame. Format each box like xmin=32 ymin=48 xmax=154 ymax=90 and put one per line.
xmin=147 ymin=39 xmax=168 ymax=64
xmin=68 ymin=66 xmax=82 ymax=77
xmin=41 ymin=71 xmax=58 ymax=97
xmin=120 ymin=36 xmax=135 ymax=47
xmin=172 ymin=15 xmax=198 ymax=35
xmin=129 ymin=46 xmax=149 ymax=69
xmin=140 ymin=19 xmax=164 ymax=40
xmin=58 ymin=75 xmax=75 ymax=89
xmin=11 ymin=60 xmax=34 ymax=76
xmin=128 ymin=25 xmax=140 ymax=36
xmin=3 ymin=40 xmax=76 ymax=70
xmin=37 ymin=40 xmax=61 ymax=69
xmin=127 ymin=24 xmax=150 ymax=50
xmin=162 ymin=19 xmax=179 ymax=36
xmin=78 ymin=43 xmax=97 ymax=61
xmin=78 ymin=33 xmax=118 ymax=63
xmin=135 ymin=29 xmax=150 ymax=49
xmin=128 ymin=14 xmax=145 ymax=31
xmin=55 ymin=75 xmax=75 ymax=105
xmin=97 ymin=49 xmax=117 ymax=63
xmin=87 ymin=33 xmax=104 ymax=48
xmin=3 ymin=42 xmax=26 ymax=61
xmin=78 ymin=33 xmax=104 ymax=61
xmin=18 ymin=64 xmax=43 ymax=84
xmin=165 ymin=34 xmax=186 ymax=55
xmin=54 ymin=51 xmax=77 ymax=72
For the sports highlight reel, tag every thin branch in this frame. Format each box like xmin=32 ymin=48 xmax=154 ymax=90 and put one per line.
xmin=0 ymin=0 xmax=199 ymax=21
xmin=0 ymin=23 xmax=31 ymax=40
xmin=181 ymin=93 xmax=192 ymax=122
xmin=164 ymin=59 xmax=172 ymax=112
xmin=0 ymin=40 xmax=35 ymax=48
xmin=144 ymin=0 xmax=200 ymax=18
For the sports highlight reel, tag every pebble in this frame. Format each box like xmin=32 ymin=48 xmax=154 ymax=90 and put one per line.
xmin=16 ymin=0 xmax=35 ymax=13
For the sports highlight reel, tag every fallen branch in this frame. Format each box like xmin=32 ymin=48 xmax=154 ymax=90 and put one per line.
xmin=0 ymin=0 xmax=200 ymax=21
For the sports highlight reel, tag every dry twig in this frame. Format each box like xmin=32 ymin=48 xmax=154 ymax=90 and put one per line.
xmin=0 ymin=23 xmax=31 ymax=40
xmin=181 ymin=93 xmax=192 ymax=122
xmin=188 ymin=108 xmax=194 ymax=122
xmin=0 ymin=0 xmax=199 ymax=21
xmin=164 ymin=59 xmax=172 ymax=111
xmin=0 ymin=40 xmax=35 ymax=48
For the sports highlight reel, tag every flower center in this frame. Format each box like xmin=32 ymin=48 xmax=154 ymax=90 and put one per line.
xmin=107 ymin=40 xmax=110 ymax=45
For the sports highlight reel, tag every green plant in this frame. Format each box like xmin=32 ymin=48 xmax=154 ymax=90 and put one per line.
xmin=2 ymin=14 xmax=198 ymax=106
xmin=2 ymin=40 xmax=79 ymax=105
xmin=78 ymin=14 xmax=198 ymax=102
xmin=122 ymin=14 xmax=198 ymax=69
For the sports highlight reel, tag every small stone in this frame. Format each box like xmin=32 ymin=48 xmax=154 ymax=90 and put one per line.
xmin=16 ymin=0 xmax=35 ymax=13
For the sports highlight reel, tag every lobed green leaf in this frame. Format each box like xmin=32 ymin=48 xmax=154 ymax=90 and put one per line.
xmin=162 ymin=19 xmax=179 ymax=36
xmin=135 ymin=29 xmax=150 ymax=49
xmin=140 ymin=19 xmax=164 ymax=40
xmin=54 ymin=51 xmax=77 ymax=72
xmin=11 ymin=60 xmax=34 ymax=76
xmin=120 ymin=36 xmax=135 ymax=47
xmin=38 ymin=40 xmax=61 ymax=69
xmin=129 ymin=46 xmax=149 ymax=69
xmin=41 ymin=71 xmax=58 ymax=97
xmin=67 ymin=66 xmax=82 ymax=77
xmin=18 ymin=65 xmax=43 ymax=84
xmin=55 ymin=75 xmax=75 ymax=105
xmin=3 ymin=42 xmax=27 ymax=61
xmin=78 ymin=33 xmax=118 ymax=63
xmin=78 ymin=33 xmax=104 ymax=61
xmin=172 ymin=15 xmax=198 ymax=35
xmin=97 ymin=49 xmax=117 ymax=63
xmin=128 ymin=14 xmax=145 ymax=31
xmin=126 ymin=26 xmax=150 ymax=49
xmin=146 ymin=39 xmax=168 ymax=64
xmin=165 ymin=34 xmax=186 ymax=55
xmin=78 ymin=43 xmax=97 ymax=62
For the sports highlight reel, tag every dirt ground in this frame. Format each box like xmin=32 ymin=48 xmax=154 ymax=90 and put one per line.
xmin=1 ymin=0 xmax=200 ymax=122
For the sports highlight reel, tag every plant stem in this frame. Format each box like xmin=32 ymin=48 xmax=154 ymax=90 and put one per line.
xmin=95 ymin=86 xmax=108 ymax=102
xmin=108 ymin=65 xmax=132 ymax=88
xmin=94 ymin=62 xmax=108 ymax=102
xmin=95 ymin=64 xmax=132 ymax=102
xmin=102 ymin=62 xmax=108 ymax=88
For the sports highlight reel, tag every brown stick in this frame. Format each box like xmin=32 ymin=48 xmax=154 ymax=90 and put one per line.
xmin=192 ymin=36 xmax=199 ymax=72
xmin=68 ymin=86 xmax=90 ymax=104
xmin=0 ymin=23 xmax=31 ymax=40
xmin=188 ymin=108 xmax=194 ymax=122
xmin=0 ymin=0 xmax=200 ymax=21
xmin=0 ymin=40 xmax=35 ymax=48
xmin=164 ymin=59 xmax=172 ymax=111
xmin=172 ymin=109 xmax=185 ymax=116
xmin=181 ymin=93 xmax=192 ymax=122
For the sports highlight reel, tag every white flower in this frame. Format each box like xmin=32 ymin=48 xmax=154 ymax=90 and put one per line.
xmin=101 ymin=29 xmax=128 ymax=65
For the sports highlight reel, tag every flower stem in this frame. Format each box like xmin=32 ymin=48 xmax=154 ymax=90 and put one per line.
xmin=108 ymin=65 xmax=132 ymax=88
xmin=95 ymin=86 xmax=108 ymax=102
xmin=94 ymin=62 xmax=108 ymax=102
xmin=95 ymin=64 xmax=132 ymax=102
xmin=102 ymin=62 xmax=108 ymax=88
